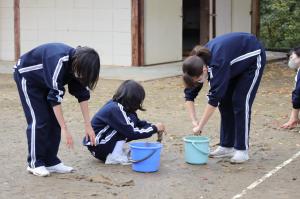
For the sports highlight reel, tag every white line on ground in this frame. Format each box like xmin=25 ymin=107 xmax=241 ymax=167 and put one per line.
xmin=232 ymin=150 xmax=300 ymax=199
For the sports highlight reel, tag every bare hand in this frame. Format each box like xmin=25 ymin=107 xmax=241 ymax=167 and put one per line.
xmin=192 ymin=126 xmax=202 ymax=135
xmin=61 ymin=128 xmax=74 ymax=149
xmin=155 ymin=123 xmax=165 ymax=133
xmin=85 ymin=123 xmax=96 ymax=146
xmin=155 ymin=123 xmax=165 ymax=142
xmin=192 ymin=120 xmax=199 ymax=127
xmin=281 ymin=119 xmax=300 ymax=129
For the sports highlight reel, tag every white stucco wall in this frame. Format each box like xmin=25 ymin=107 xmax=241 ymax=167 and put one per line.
xmin=1 ymin=0 xmax=253 ymax=65
xmin=16 ymin=0 xmax=131 ymax=66
xmin=231 ymin=0 xmax=251 ymax=33
xmin=215 ymin=0 xmax=232 ymax=36
xmin=215 ymin=0 xmax=252 ymax=36
xmin=0 ymin=0 xmax=14 ymax=61
xmin=144 ymin=0 xmax=182 ymax=65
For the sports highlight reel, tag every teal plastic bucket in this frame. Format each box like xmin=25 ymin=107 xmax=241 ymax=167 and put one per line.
xmin=183 ymin=136 xmax=210 ymax=164
xmin=129 ymin=142 xmax=162 ymax=172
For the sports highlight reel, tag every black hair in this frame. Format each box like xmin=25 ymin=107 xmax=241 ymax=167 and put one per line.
xmin=290 ymin=46 xmax=300 ymax=57
xmin=182 ymin=45 xmax=211 ymax=88
xmin=189 ymin=45 xmax=211 ymax=64
xmin=72 ymin=46 xmax=100 ymax=90
xmin=182 ymin=55 xmax=205 ymax=88
xmin=112 ymin=80 xmax=146 ymax=113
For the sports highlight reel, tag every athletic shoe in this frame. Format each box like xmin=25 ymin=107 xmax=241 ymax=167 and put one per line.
xmin=27 ymin=166 xmax=50 ymax=177
xmin=46 ymin=163 xmax=74 ymax=173
xmin=209 ymin=146 xmax=235 ymax=158
xmin=230 ymin=150 xmax=249 ymax=163
xmin=105 ymin=153 xmax=131 ymax=165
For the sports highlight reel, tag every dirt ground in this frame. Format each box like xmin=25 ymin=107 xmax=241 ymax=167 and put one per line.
xmin=0 ymin=61 xmax=300 ymax=199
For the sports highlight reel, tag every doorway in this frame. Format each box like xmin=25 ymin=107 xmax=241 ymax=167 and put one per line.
xmin=182 ymin=0 xmax=210 ymax=57
xmin=182 ymin=0 xmax=200 ymax=56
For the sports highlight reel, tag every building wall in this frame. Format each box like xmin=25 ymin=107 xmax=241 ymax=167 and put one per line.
xmin=144 ymin=0 xmax=182 ymax=65
xmin=0 ymin=0 xmax=14 ymax=61
xmin=0 ymin=0 xmax=132 ymax=66
xmin=215 ymin=0 xmax=252 ymax=36
xmin=216 ymin=0 xmax=232 ymax=36
xmin=231 ymin=0 xmax=251 ymax=33
xmin=1 ymin=0 xmax=254 ymax=65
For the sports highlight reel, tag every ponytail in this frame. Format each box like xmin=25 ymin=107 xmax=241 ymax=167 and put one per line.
xmin=189 ymin=45 xmax=211 ymax=65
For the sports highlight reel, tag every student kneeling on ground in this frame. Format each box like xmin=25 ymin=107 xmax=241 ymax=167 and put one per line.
xmin=281 ymin=46 xmax=300 ymax=129
xmin=14 ymin=43 xmax=100 ymax=177
xmin=83 ymin=80 xmax=165 ymax=165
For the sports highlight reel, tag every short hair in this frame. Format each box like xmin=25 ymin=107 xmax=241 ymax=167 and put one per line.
xmin=182 ymin=55 xmax=205 ymax=88
xmin=290 ymin=46 xmax=300 ymax=57
xmin=72 ymin=46 xmax=100 ymax=90
xmin=112 ymin=80 xmax=146 ymax=112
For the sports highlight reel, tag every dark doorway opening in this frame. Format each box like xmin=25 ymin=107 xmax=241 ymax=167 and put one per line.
xmin=182 ymin=0 xmax=210 ymax=57
xmin=182 ymin=0 xmax=200 ymax=56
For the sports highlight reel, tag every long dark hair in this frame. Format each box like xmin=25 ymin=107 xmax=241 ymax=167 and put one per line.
xmin=72 ymin=46 xmax=100 ymax=90
xmin=112 ymin=80 xmax=146 ymax=113
xmin=182 ymin=45 xmax=211 ymax=88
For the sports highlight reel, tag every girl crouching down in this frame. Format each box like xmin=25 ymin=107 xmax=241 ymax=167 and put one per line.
xmin=83 ymin=80 xmax=165 ymax=165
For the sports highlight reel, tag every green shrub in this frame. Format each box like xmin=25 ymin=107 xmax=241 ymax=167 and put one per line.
xmin=260 ymin=0 xmax=300 ymax=50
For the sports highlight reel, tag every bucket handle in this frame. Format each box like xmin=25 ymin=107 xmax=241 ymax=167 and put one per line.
xmin=129 ymin=149 xmax=156 ymax=163
xmin=191 ymin=142 xmax=209 ymax=155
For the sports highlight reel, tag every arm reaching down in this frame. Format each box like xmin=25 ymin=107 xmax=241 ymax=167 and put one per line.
xmin=193 ymin=103 xmax=217 ymax=135
xmin=108 ymin=103 xmax=158 ymax=140
xmin=52 ymin=104 xmax=73 ymax=149
xmin=80 ymin=100 xmax=96 ymax=146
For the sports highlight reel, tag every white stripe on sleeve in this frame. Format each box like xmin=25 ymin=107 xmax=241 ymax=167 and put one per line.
xmin=117 ymin=103 xmax=154 ymax=134
xmin=52 ymin=56 xmax=69 ymax=102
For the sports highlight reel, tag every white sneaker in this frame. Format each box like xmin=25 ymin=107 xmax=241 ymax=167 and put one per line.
xmin=230 ymin=150 xmax=249 ymax=164
xmin=209 ymin=146 xmax=235 ymax=158
xmin=105 ymin=153 xmax=131 ymax=165
xmin=46 ymin=163 xmax=74 ymax=173
xmin=27 ymin=166 xmax=50 ymax=177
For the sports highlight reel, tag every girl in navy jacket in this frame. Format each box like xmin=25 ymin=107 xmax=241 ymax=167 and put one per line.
xmin=281 ymin=46 xmax=300 ymax=129
xmin=182 ymin=32 xmax=266 ymax=163
xmin=83 ymin=80 xmax=165 ymax=165
xmin=14 ymin=43 xmax=100 ymax=176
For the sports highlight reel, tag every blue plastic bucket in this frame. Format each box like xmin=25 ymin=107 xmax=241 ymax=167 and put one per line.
xmin=183 ymin=136 xmax=210 ymax=164
xmin=129 ymin=142 xmax=162 ymax=172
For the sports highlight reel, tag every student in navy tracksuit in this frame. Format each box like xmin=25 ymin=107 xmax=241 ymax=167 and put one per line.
xmin=13 ymin=43 xmax=100 ymax=176
xmin=83 ymin=80 xmax=165 ymax=165
xmin=281 ymin=46 xmax=300 ymax=129
xmin=182 ymin=32 xmax=266 ymax=163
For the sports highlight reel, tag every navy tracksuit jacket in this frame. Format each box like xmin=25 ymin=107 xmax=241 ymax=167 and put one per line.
xmin=184 ymin=32 xmax=266 ymax=150
xmin=83 ymin=100 xmax=158 ymax=161
xmin=292 ymin=69 xmax=300 ymax=109
xmin=13 ymin=43 xmax=90 ymax=168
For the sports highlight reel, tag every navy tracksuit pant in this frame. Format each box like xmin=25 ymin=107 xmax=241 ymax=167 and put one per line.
xmin=85 ymin=135 xmax=125 ymax=162
xmin=14 ymin=71 xmax=61 ymax=168
xmin=218 ymin=53 xmax=266 ymax=150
